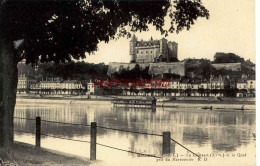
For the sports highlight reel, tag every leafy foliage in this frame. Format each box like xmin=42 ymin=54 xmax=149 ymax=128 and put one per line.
xmin=18 ymin=61 xmax=108 ymax=81
xmin=185 ymin=59 xmax=214 ymax=80
xmin=113 ymin=64 xmax=151 ymax=79
xmin=213 ymin=53 xmax=245 ymax=63
xmin=1 ymin=0 xmax=209 ymax=65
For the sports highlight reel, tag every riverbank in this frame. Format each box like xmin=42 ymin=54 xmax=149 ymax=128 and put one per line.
xmin=5 ymin=142 xmax=101 ymax=166
xmin=17 ymin=94 xmax=256 ymax=102
xmin=16 ymin=96 xmax=255 ymax=110
xmin=16 ymin=95 xmax=255 ymax=104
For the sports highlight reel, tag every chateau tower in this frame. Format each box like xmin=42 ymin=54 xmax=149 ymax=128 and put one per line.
xmin=159 ymin=38 xmax=168 ymax=61
xmin=129 ymin=34 xmax=137 ymax=63
xmin=168 ymin=41 xmax=178 ymax=61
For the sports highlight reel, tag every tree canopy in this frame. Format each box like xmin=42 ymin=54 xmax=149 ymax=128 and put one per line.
xmin=18 ymin=61 xmax=108 ymax=81
xmin=213 ymin=52 xmax=245 ymax=63
xmin=1 ymin=0 xmax=209 ymax=65
xmin=113 ymin=64 xmax=151 ymax=79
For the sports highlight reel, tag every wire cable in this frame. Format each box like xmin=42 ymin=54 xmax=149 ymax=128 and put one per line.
xmin=170 ymin=138 xmax=200 ymax=158
xmin=96 ymin=126 xmax=163 ymax=137
xmin=41 ymin=119 xmax=91 ymax=127
xmin=14 ymin=117 xmax=35 ymax=121
xmin=13 ymin=129 xmax=161 ymax=158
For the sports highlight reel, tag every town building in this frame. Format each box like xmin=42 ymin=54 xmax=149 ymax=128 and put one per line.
xmin=60 ymin=80 xmax=84 ymax=89
xmin=236 ymin=79 xmax=247 ymax=97
xmin=200 ymin=81 xmax=210 ymax=90
xmin=117 ymin=74 xmax=256 ymax=98
xmin=169 ymin=79 xmax=180 ymax=89
xmin=39 ymin=79 xmax=61 ymax=89
xmin=190 ymin=80 xmax=201 ymax=96
xmin=17 ymin=74 xmax=37 ymax=93
xmin=87 ymin=80 xmax=95 ymax=95
xmin=31 ymin=78 xmax=84 ymax=95
xmin=247 ymin=75 xmax=255 ymax=97
xmin=209 ymin=76 xmax=230 ymax=97
xmin=198 ymin=80 xmax=211 ymax=97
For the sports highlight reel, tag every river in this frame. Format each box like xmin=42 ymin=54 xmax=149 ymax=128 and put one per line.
xmin=14 ymin=101 xmax=256 ymax=166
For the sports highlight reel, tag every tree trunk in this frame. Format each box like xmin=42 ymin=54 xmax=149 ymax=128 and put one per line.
xmin=0 ymin=33 xmax=18 ymax=160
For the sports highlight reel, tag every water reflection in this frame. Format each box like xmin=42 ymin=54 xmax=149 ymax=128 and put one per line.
xmin=14 ymin=102 xmax=255 ymax=162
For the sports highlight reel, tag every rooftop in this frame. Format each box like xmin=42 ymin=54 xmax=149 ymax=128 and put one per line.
xmin=247 ymin=75 xmax=255 ymax=80
xmin=237 ymin=79 xmax=247 ymax=83
xmin=136 ymin=40 xmax=160 ymax=47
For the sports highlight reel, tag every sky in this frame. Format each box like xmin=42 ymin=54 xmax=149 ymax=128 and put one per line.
xmin=83 ymin=0 xmax=255 ymax=64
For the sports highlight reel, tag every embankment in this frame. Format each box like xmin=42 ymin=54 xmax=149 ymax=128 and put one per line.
xmin=16 ymin=96 xmax=255 ymax=110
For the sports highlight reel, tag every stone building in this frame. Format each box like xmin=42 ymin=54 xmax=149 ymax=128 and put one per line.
xmin=17 ymin=74 xmax=37 ymax=90
xmin=129 ymin=35 xmax=178 ymax=63
xmin=247 ymin=75 xmax=255 ymax=97
xmin=236 ymin=79 xmax=247 ymax=97
xmin=39 ymin=79 xmax=83 ymax=90
xmin=87 ymin=80 xmax=95 ymax=95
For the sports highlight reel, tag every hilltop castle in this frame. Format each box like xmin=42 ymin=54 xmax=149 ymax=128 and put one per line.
xmin=107 ymin=35 xmax=184 ymax=77
xmin=129 ymin=34 xmax=178 ymax=63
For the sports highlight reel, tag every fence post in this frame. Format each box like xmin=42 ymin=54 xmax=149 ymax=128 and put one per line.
xmin=90 ymin=122 xmax=97 ymax=160
xmin=162 ymin=132 xmax=171 ymax=155
xmin=36 ymin=116 xmax=41 ymax=148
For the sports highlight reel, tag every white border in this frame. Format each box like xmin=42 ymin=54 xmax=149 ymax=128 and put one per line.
xmin=256 ymin=0 xmax=259 ymax=165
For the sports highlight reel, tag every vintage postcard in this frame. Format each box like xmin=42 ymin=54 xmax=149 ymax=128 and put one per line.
xmin=0 ymin=0 xmax=256 ymax=166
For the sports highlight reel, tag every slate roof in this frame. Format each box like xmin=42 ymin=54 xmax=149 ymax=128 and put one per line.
xmin=247 ymin=75 xmax=255 ymax=80
xmin=237 ymin=79 xmax=247 ymax=83
xmin=136 ymin=40 xmax=160 ymax=47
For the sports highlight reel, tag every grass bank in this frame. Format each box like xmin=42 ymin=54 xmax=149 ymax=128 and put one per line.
xmin=7 ymin=142 xmax=101 ymax=166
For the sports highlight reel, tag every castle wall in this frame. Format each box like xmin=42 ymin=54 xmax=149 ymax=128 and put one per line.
xmin=107 ymin=62 xmax=185 ymax=76
xmin=212 ymin=63 xmax=241 ymax=71
xmin=107 ymin=62 xmax=150 ymax=76
xmin=149 ymin=62 xmax=185 ymax=76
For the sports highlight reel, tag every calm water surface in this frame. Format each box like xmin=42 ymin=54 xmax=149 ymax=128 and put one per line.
xmin=14 ymin=101 xmax=256 ymax=166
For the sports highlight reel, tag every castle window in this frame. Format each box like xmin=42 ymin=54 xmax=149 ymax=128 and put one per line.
xmin=146 ymin=51 xmax=148 ymax=54
xmin=151 ymin=51 xmax=153 ymax=53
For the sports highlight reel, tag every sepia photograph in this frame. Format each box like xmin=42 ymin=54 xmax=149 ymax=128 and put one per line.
xmin=0 ymin=0 xmax=256 ymax=165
